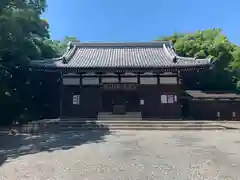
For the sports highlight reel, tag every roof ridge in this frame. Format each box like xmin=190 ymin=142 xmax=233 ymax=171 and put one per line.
xmin=69 ymin=41 xmax=171 ymax=48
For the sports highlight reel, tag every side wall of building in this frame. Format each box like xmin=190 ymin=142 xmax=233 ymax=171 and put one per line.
xmin=189 ymin=100 xmax=240 ymax=120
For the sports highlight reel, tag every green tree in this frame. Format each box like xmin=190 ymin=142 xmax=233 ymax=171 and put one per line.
xmin=156 ymin=28 xmax=239 ymax=91
xmin=0 ymin=0 xmax=79 ymax=125
xmin=230 ymin=46 xmax=240 ymax=89
xmin=0 ymin=0 xmax=54 ymax=125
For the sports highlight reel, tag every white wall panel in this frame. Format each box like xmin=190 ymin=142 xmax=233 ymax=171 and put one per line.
xmin=63 ymin=78 xmax=80 ymax=85
xmin=82 ymin=77 xmax=99 ymax=85
xmin=160 ymin=77 xmax=177 ymax=84
xmin=102 ymin=77 xmax=119 ymax=83
xmin=121 ymin=77 xmax=138 ymax=83
xmin=140 ymin=77 xmax=157 ymax=84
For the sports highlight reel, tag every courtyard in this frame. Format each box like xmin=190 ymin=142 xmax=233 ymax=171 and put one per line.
xmin=0 ymin=130 xmax=240 ymax=180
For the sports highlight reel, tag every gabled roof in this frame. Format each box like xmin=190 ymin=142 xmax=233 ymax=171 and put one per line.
xmin=30 ymin=41 xmax=213 ymax=72
xmin=186 ymin=90 xmax=240 ymax=99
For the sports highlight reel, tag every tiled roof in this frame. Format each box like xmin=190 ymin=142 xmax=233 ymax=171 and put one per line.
xmin=30 ymin=41 xmax=212 ymax=70
xmin=186 ymin=90 xmax=240 ymax=99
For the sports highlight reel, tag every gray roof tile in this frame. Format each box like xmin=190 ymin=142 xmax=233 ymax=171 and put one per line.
xmin=31 ymin=41 xmax=212 ymax=70
xmin=186 ymin=90 xmax=240 ymax=99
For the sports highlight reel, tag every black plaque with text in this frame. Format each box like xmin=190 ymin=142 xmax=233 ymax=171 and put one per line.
xmin=102 ymin=83 xmax=137 ymax=90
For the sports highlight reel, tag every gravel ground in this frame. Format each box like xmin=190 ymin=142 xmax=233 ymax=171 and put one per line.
xmin=1 ymin=130 xmax=240 ymax=180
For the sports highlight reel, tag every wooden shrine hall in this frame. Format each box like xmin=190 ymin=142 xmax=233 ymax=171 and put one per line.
xmin=31 ymin=41 xmax=234 ymax=120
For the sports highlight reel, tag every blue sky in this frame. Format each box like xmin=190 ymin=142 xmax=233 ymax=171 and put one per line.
xmin=43 ymin=0 xmax=240 ymax=44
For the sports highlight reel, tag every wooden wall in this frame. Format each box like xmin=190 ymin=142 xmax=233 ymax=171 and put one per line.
xmin=61 ymin=84 xmax=181 ymax=119
xmin=189 ymin=100 xmax=240 ymax=120
xmin=61 ymin=85 xmax=102 ymax=119
xmin=60 ymin=72 xmax=182 ymax=119
xmin=138 ymin=85 xmax=181 ymax=118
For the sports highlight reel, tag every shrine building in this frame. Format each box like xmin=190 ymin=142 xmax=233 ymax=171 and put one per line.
xmin=31 ymin=41 xmax=219 ymax=120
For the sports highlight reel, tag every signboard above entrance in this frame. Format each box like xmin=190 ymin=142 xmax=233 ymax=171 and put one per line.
xmin=103 ymin=83 xmax=137 ymax=90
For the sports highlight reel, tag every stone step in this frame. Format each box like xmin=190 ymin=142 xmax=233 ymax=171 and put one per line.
xmin=59 ymin=120 xmax=216 ymax=122
xmin=97 ymin=112 xmax=142 ymax=120
xmin=97 ymin=115 xmax=142 ymax=117
xmin=18 ymin=120 xmax=239 ymax=134
xmin=20 ymin=123 xmax=220 ymax=131
xmin=56 ymin=120 xmax=219 ymax=125
xmin=96 ymin=120 xmax=217 ymax=124
xmin=59 ymin=123 xmax=229 ymax=128
xmin=97 ymin=118 xmax=142 ymax=121
xmin=98 ymin=112 xmax=141 ymax=115
xmin=59 ymin=123 xmax=225 ymax=128
xmin=59 ymin=126 xmax=226 ymax=131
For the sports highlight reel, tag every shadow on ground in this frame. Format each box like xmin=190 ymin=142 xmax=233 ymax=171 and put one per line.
xmin=0 ymin=126 xmax=110 ymax=166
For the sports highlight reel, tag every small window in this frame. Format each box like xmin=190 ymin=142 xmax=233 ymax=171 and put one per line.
xmin=140 ymin=99 xmax=144 ymax=105
xmin=73 ymin=95 xmax=80 ymax=105
xmin=161 ymin=95 xmax=167 ymax=104
xmin=167 ymin=95 xmax=174 ymax=103
xmin=174 ymin=95 xmax=177 ymax=102
xmin=161 ymin=94 xmax=177 ymax=104
xmin=232 ymin=112 xmax=236 ymax=118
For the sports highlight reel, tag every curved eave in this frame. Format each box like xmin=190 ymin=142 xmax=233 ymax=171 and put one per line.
xmin=176 ymin=55 xmax=212 ymax=66
xmin=30 ymin=44 xmax=77 ymax=66
xmin=163 ymin=44 xmax=213 ymax=67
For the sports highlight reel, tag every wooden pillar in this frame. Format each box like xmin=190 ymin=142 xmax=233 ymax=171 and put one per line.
xmin=79 ymin=74 xmax=82 ymax=85
xmin=157 ymin=74 xmax=160 ymax=84
xmin=118 ymin=73 xmax=121 ymax=82
xmin=99 ymin=74 xmax=102 ymax=84
xmin=137 ymin=73 xmax=140 ymax=84
xmin=60 ymin=73 xmax=63 ymax=119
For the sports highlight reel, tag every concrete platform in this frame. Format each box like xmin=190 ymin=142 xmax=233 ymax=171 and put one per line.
xmin=9 ymin=119 xmax=240 ymax=134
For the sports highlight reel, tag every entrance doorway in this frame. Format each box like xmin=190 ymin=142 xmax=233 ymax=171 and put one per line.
xmin=102 ymin=90 xmax=139 ymax=113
